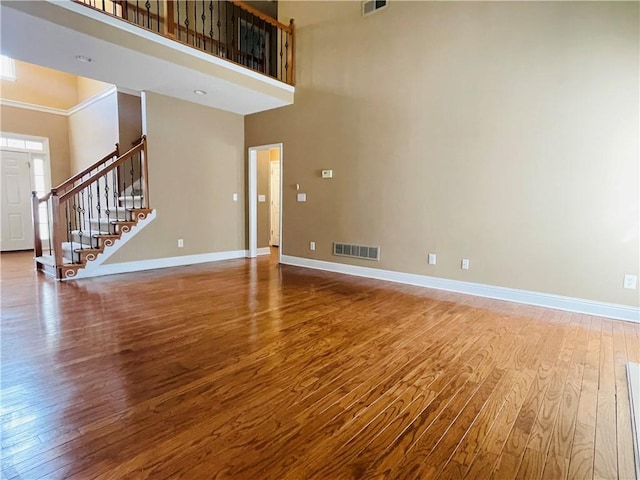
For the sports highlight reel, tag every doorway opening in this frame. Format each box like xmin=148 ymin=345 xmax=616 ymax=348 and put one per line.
xmin=248 ymin=143 xmax=282 ymax=262
xmin=0 ymin=133 xmax=51 ymax=252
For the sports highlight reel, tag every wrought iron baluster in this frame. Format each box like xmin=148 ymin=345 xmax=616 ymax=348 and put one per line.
xmin=225 ymin=0 xmax=229 ymax=58
xmin=104 ymin=173 xmax=111 ymax=226
xmin=88 ymin=183 xmax=94 ymax=248
xmin=209 ymin=1 xmax=214 ymax=53
xmin=243 ymin=10 xmax=248 ymax=66
xmin=262 ymin=19 xmax=266 ymax=74
xmin=285 ymin=31 xmax=290 ymax=83
xmin=176 ymin=0 xmax=180 ymax=40
xmin=250 ymin=17 xmax=256 ymax=69
xmin=66 ymin=202 xmax=71 ymax=261
xmin=136 ymin=1 xmax=140 ymax=24
xmin=145 ymin=0 xmax=151 ymax=28
xmin=138 ymin=152 xmax=143 ymax=208
xmin=130 ymin=155 xmax=135 ymax=211
xmin=96 ymin=171 xmax=101 ymax=238
xmin=102 ymin=0 xmax=105 ymax=11
xmin=201 ymin=0 xmax=205 ymax=50
xmin=157 ymin=0 xmax=160 ymax=31
xmin=113 ymin=169 xmax=119 ymax=224
xmin=73 ymin=194 xmax=80 ymax=263
xmin=279 ymin=28 xmax=283 ymax=81
xmin=231 ymin=5 xmax=235 ymax=61
xmin=184 ymin=1 xmax=190 ymax=45
xmin=216 ymin=0 xmax=221 ymax=55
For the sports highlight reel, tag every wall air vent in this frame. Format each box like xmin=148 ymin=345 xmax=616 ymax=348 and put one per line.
xmin=362 ymin=0 xmax=388 ymax=17
xmin=333 ymin=243 xmax=380 ymax=261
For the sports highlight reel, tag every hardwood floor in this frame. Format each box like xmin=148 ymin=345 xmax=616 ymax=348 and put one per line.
xmin=1 ymin=250 xmax=638 ymax=479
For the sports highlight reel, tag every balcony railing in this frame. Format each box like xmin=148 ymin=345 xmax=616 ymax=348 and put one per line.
xmin=73 ymin=0 xmax=295 ymax=85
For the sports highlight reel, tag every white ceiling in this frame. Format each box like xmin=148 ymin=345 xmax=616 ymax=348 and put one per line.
xmin=0 ymin=1 xmax=294 ymax=115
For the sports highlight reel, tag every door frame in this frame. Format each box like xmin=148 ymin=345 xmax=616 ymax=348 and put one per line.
xmin=248 ymin=143 xmax=283 ymax=262
xmin=269 ymin=158 xmax=280 ymax=247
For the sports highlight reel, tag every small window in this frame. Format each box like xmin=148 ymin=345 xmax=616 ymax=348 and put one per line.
xmin=25 ymin=140 xmax=44 ymax=151
xmin=0 ymin=55 xmax=16 ymax=81
xmin=7 ymin=138 xmax=25 ymax=149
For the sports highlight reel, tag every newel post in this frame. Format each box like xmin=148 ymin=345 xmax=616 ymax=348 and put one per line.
xmin=287 ymin=19 xmax=295 ymax=86
xmin=50 ymin=189 xmax=64 ymax=271
xmin=141 ymin=135 xmax=150 ymax=208
xmin=31 ymin=192 xmax=42 ymax=258
xmin=163 ymin=0 xmax=176 ymax=38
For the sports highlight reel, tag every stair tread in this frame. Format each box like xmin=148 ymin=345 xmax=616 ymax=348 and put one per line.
xmin=35 ymin=255 xmax=77 ymax=266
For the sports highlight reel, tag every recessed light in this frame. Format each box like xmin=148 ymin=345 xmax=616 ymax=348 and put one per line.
xmin=75 ymin=55 xmax=93 ymax=63
xmin=194 ymin=90 xmax=207 ymax=95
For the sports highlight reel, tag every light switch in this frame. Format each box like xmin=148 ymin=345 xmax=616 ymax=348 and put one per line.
xmin=322 ymin=170 xmax=333 ymax=179
xmin=428 ymin=253 xmax=436 ymax=265
xmin=258 ymin=194 xmax=266 ymax=202
xmin=297 ymin=193 xmax=307 ymax=202
xmin=232 ymin=193 xmax=238 ymax=202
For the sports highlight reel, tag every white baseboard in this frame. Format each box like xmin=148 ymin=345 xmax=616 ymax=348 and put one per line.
xmin=256 ymin=247 xmax=271 ymax=256
xmin=71 ymin=249 xmax=248 ymax=279
xmin=280 ymin=255 xmax=640 ymax=323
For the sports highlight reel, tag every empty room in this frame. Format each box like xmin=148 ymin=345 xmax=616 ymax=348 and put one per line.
xmin=1 ymin=0 xmax=638 ymax=478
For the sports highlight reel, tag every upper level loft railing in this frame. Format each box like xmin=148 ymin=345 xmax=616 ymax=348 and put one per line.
xmin=73 ymin=0 xmax=295 ymax=85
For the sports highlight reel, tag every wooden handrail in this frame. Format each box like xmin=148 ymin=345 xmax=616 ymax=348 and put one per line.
xmin=60 ymin=141 xmax=144 ymax=203
xmin=55 ymin=144 xmax=119 ymax=192
xmin=229 ymin=0 xmax=292 ymax=32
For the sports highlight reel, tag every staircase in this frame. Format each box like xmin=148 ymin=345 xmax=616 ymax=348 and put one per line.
xmin=33 ymin=137 xmax=153 ymax=280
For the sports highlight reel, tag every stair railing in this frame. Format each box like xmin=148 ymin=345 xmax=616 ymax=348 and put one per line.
xmin=72 ymin=0 xmax=295 ymax=85
xmin=32 ymin=136 xmax=149 ymax=277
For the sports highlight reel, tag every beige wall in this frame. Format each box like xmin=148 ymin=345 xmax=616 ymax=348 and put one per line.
xmin=246 ymin=1 xmax=640 ymax=306
xmin=105 ymin=92 xmax=245 ymax=263
xmin=68 ymin=90 xmax=119 ymax=174
xmin=257 ymin=149 xmax=271 ymax=248
xmin=0 ymin=105 xmax=70 ymax=186
xmin=117 ymin=92 xmax=142 ymax=150
xmin=0 ymin=60 xmax=78 ymax=110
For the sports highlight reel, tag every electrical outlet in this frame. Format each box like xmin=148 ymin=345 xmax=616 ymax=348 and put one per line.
xmin=310 ymin=241 xmax=316 ymax=251
xmin=178 ymin=239 xmax=184 ymax=248
xmin=428 ymin=253 xmax=436 ymax=265
xmin=461 ymin=258 xmax=469 ymax=270
xmin=623 ymin=274 xmax=637 ymax=290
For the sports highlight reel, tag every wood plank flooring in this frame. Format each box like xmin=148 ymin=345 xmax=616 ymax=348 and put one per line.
xmin=1 ymin=250 xmax=638 ymax=479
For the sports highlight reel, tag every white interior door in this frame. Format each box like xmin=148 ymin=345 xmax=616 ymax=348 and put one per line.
xmin=270 ymin=160 xmax=280 ymax=247
xmin=1 ymin=151 xmax=34 ymax=251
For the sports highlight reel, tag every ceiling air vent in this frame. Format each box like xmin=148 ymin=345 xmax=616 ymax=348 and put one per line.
xmin=362 ymin=0 xmax=388 ymax=17
xmin=333 ymin=243 xmax=380 ymax=261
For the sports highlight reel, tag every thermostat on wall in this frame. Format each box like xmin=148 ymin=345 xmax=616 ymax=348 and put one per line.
xmin=322 ymin=169 xmax=333 ymax=179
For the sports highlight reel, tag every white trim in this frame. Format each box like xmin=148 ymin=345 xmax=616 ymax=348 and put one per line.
xmin=70 ymin=248 xmax=248 ymax=279
xmin=1 ymin=86 xmax=117 ymax=117
xmin=49 ymin=0 xmax=295 ymax=93
xmin=0 ymin=98 xmax=67 ymax=116
xmin=256 ymin=247 xmax=271 ymax=256
xmin=67 ymin=86 xmax=117 ymax=115
xmin=248 ymin=143 xmax=283 ymax=263
xmin=280 ymin=255 xmax=640 ymax=323
xmin=248 ymin=148 xmax=257 ymax=258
